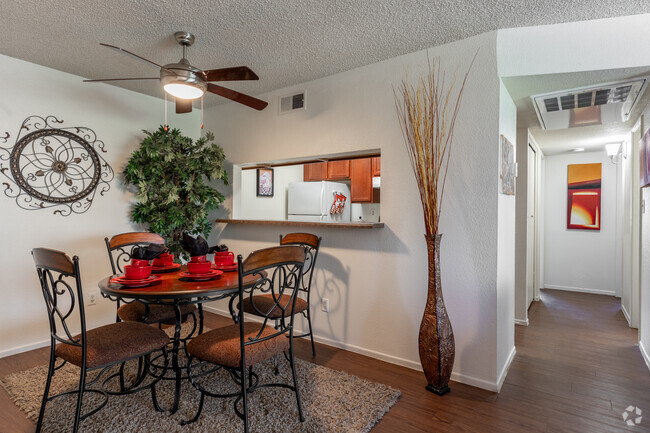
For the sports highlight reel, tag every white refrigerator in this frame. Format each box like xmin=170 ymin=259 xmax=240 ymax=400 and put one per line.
xmin=287 ymin=181 xmax=351 ymax=222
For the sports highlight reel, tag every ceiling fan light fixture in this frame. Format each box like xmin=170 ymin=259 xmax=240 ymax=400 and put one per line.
xmin=163 ymin=83 xmax=204 ymax=100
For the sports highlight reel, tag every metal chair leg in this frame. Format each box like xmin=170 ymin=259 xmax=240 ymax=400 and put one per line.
xmin=241 ymin=361 xmax=249 ymax=433
xmin=36 ymin=344 xmax=56 ymax=433
xmin=289 ymin=342 xmax=305 ymax=422
xmin=72 ymin=366 xmax=87 ymax=433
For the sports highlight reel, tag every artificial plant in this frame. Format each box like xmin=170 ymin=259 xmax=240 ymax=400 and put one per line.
xmin=123 ymin=126 xmax=228 ymax=259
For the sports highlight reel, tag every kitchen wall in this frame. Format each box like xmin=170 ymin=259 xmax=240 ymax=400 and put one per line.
xmin=0 ymin=53 xmax=201 ymax=356
xmin=204 ymin=31 xmax=511 ymax=391
xmin=542 ymin=151 xmax=617 ymax=295
xmin=239 ymin=165 xmax=303 ymax=220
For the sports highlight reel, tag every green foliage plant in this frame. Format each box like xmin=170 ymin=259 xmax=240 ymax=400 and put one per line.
xmin=123 ymin=126 xmax=228 ymax=259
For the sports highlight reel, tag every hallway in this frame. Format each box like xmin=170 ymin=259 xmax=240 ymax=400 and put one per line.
xmin=499 ymin=289 xmax=650 ymax=432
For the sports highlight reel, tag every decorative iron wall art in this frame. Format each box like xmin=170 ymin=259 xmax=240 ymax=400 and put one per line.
xmin=0 ymin=115 xmax=114 ymax=216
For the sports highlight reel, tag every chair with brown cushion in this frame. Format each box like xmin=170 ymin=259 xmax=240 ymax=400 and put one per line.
xmin=183 ymin=246 xmax=306 ymax=432
xmin=240 ymin=233 xmax=321 ymax=356
xmin=105 ymin=232 xmax=199 ymax=330
xmin=32 ymin=248 xmax=169 ymax=433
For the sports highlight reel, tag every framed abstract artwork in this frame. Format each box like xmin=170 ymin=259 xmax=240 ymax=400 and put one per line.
xmin=256 ymin=168 xmax=274 ymax=196
xmin=499 ymin=135 xmax=515 ymax=195
xmin=567 ymin=163 xmax=601 ymax=230
xmin=641 ymin=128 xmax=650 ymax=188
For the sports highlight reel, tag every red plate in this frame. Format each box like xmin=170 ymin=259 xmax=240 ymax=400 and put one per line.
xmin=179 ymin=270 xmax=224 ymax=281
xmin=151 ymin=263 xmax=182 ymax=273
xmin=212 ymin=263 xmax=238 ymax=272
xmin=110 ymin=275 xmax=162 ymax=288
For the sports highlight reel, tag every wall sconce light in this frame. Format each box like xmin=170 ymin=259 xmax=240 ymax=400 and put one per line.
xmin=605 ymin=142 xmax=622 ymax=163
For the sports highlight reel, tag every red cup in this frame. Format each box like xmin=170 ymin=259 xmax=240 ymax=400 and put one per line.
xmin=187 ymin=261 xmax=212 ymax=274
xmin=124 ymin=264 xmax=152 ymax=280
xmin=190 ymin=255 xmax=207 ymax=263
xmin=131 ymin=259 xmax=149 ymax=267
xmin=214 ymin=251 xmax=235 ymax=266
xmin=152 ymin=252 xmax=174 ymax=267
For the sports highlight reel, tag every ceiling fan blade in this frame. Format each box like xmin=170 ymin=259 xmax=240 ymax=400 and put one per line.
xmin=202 ymin=67 xmax=259 ymax=82
xmin=207 ymin=83 xmax=268 ymax=111
xmin=83 ymin=77 xmax=160 ymax=82
xmin=175 ymin=98 xmax=193 ymax=114
xmin=99 ymin=43 xmax=175 ymax=74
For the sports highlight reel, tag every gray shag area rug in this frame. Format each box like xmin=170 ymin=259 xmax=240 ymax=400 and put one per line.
xmin=1 ymin=326 xmax=400 ymax=433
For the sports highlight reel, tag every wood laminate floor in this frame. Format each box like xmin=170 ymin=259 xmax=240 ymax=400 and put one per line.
xmin=2 ymin=289 xmax=649 ymax=432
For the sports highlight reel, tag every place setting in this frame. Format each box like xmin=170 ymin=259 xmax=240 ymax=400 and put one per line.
xmin=110 ymin=245 xmax=165 ymax=288
xmin=178 ymin=234 xmax=225 ymax=281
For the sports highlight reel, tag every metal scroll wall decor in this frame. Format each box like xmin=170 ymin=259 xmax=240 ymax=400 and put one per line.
xmin=0 ymin=115 xmax=114 ymax=216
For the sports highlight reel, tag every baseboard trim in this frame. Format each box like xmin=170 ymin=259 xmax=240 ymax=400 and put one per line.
xmin=543 ymin=285 xmax=616 ymax=296
xmin=622 ymin=304 xmax=632 ymax=327
xmin=0 ymin=338 xmax=50 ymax=359
xmin=639 ymin=340 xmax=650 ymax=372
xmin=203 ymin=305 xmax=501 ymax=392
xmin=496 ymin=346 xmax=516 ymax=392
xmin=515 ymin=318 xmax=529 ymax=326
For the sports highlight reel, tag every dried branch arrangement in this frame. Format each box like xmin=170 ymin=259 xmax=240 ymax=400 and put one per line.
xmin=395 ymin=54 xmax=476 ymax=235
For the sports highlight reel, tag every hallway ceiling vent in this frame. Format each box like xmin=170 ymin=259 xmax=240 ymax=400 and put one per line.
xmin=531 ymin=78 xmax=648 ymax=130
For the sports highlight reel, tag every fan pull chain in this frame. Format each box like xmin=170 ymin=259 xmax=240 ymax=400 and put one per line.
xmin=201 ymin=96 xmax=204 ymax=129
xmin=164 ymin=93 xmax=169 ymax=132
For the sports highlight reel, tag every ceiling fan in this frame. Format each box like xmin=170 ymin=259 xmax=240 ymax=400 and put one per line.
xmin=84 ymin=31 xmax=268 ymax=113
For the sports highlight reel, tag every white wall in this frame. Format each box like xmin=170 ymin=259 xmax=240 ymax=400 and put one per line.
xmin=239 ymin=165 xmax=303 ymax=220
xmin=543 ymin=151 xmax=618 ymax=295
xmin=638 ymin=108 xmax=650 ymax=365
xmin=203 ymin=32 xmax=510 ymax=391
xmin=497 ymin=14 xmax=650 ymax=76
xmin=0 ymin=54 xmax=201 ymax=356
xmin=496 ymin=82 xmax=517 ymax=387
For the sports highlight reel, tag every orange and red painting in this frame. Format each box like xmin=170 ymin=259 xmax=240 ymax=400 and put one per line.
xmin=567 ymin=163 xmax=601 ymax=231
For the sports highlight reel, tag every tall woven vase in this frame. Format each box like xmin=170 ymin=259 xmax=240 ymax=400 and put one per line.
xmin=419 ymin=233 xmax=455 ymax=395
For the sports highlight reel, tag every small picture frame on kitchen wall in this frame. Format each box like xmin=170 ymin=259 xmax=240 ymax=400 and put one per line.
xmin=257 ymin=168 xmax=274 ymax=196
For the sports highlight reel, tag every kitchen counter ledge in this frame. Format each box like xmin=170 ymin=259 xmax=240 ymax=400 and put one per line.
xmin=215 ymin=219 xmax=384 ymax=229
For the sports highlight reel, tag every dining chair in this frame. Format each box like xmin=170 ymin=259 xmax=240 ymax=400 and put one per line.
xmin=32 ymin=248 xmax=169 ymax=433
xmin=183 ymin=246 xmax=306 ymax=432
xmin=239 ymin=233 xmax=321 ymax=356
xmin=105 ymin=232 xmax=199 ymax=330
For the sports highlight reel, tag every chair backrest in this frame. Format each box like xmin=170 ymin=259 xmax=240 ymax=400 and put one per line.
xmin=105 ymin=232 xmax=165 ymax=274
xmin=279 ymin=233 xmax=321 ymax=296
xmin=237 ymin=246 xmax=306 ymax=346
xmin=32 ymin=248 xmax=86 ymax=352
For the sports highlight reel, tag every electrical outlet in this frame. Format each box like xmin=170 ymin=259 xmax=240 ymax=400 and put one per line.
xmin=88 ymin=291 xmax=98 ymax=306
xmin=321 ymin=298 xmax=329 ymax=313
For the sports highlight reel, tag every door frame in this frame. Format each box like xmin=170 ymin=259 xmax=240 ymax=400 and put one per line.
xmin=527 ymin=132 xmax=543 ymax=303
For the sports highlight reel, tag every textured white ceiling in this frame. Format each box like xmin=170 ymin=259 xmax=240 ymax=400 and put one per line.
xmin=2 ymin=0 xmax=649 ymax=110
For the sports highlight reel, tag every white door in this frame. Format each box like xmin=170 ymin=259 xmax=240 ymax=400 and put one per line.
xmin=526 ymin=144 xmax=537 ymax=309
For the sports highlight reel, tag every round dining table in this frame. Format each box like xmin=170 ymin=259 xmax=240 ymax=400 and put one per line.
xmin=98 ymin=266 xmax=261 ymax=413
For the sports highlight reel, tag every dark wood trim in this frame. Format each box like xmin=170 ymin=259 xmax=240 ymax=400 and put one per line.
xmin=215 ymin=218 xmax=383 ymax=229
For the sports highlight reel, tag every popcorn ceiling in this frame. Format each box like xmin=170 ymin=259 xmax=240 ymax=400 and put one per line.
xmin=1 ymin=0 xmax=647 ymax=106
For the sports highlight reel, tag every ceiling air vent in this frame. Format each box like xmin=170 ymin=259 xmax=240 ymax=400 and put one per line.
xmin=279 ymin=91 xmax=305 ymax=114
xmin=531 ymin=78 xmax=648 ymax=130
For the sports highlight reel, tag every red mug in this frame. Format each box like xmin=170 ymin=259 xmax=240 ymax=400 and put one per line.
xmin=214 ymin=251 xmax=235 ymax=266
xmin=152 ymin=253 xmax=174 ymax=267
xmin=124 ymin=264 xmax=152 ymax=280
xmin=131 ymin=259 xmax=149 ymax=267
xmin=187 ymin=261 xmax=212 ymax=274
xmin=190 ymin=255 xmax=207 ymax=263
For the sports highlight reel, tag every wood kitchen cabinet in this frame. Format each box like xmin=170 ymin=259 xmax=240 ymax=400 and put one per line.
xmin=303 ymin=162 xmax=328 ymax=181
xmin=326 ymin=160 xmax=350 ymax=179
xmin=350 ymin=158 xmax=373 ymax=202
xmin=371 ymin=156 xmax=381 ymax=176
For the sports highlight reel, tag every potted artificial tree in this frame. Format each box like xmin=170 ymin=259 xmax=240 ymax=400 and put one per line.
xmin=123 ymin=126 xmax=228 ymax=260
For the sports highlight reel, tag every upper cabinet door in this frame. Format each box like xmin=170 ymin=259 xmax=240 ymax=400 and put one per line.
xmin=350 ymin=158 xmax=373 ymax=202
xmin=304 ymin=162 xmax=328 ymax=181
xmin=371 ymin=156 xmax=381 ymax=176
xmin=327 ymin=160 xmax=350 ymax=180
